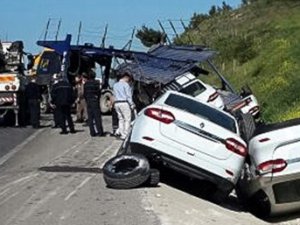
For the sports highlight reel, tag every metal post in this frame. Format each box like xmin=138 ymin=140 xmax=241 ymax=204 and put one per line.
xmin=168 ymin=20 xmax=179 ymax=39
xmin=180 ymin=19 xmax=193 ymax=44
xmin=77 ymin=21 xmax=82 ymax=45
xmin=101 ymin=24 xmax=108 ymax=48
xmin=207 ymin=59 xmax=236 ymax=93
xmin=158 ymin=20 xmax=171 ymax=45
xmin=44 ymin=19 xmax=51 ymax=40
xmin=55 ymin=19 xmax=62 ymax=41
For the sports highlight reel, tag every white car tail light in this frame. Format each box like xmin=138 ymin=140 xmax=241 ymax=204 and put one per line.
xmin=225 ymin=138 xmax=247 ymax=157
xmin=207 ymin=91 xmax=219 ymax=102
xmin=5 ymin=85 xmax=10 ymax=91
xmin=258 ymin=159 xmax=287 ymax=175
xmin=144 ymin=108 xmax=175 ymax=124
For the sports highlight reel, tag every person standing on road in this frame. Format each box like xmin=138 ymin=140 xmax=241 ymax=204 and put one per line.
xmin=49 ymin=74 xmax=60 ymax=128
xmin=75 ymin=73 xmax=88 ymax=123
xmin=113 ymin=72 xmax=134 ymax=140
xmin=51 ymin=74 xmax=76 ymax=134
xmin=24 ymin=76 xmax=42 ymax=128
xmin=84 ymin=70 xmax=104 ymax=137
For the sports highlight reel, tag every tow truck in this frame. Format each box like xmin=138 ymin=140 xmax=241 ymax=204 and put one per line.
xmin=37 ymin=34 xmax=260 ymax=137
xmin=0 ymin=40 xmax=29 ymax=126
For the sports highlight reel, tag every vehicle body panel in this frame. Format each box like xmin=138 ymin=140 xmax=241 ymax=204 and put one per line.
xmin=130 ymin=91 xmax=246 ymax=191
xmin=238 ymin=119 xmax=300 ymax=216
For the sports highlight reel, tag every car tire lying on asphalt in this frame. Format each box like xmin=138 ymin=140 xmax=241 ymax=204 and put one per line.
xmin=103 ymin=153 xmax=150 ymax=189
xmin=145 ymin=168 xmax=160 ymax=187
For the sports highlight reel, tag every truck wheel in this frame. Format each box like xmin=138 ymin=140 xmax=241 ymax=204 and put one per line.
xmin=103 ymin=153 xmax=150 ymax=189
xmin=100 ymin=91 xmax=113 ymax=114
xmin=40 ymin=94 xmax=50 ymax=114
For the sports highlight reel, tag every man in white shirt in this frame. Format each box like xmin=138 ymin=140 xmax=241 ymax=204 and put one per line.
xmin=113 ymin=72 xmax=134 ymax=140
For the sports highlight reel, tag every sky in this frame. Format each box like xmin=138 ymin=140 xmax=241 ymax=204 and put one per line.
xmin=0 ymin=0 xmax=241 ymax=53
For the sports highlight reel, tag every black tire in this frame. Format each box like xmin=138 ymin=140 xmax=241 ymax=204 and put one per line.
xmin=247 ymin=190 xmax=271 ymax=218
xmin=145 ymin=168 xmax=160 ymax=187
xmin=212 ymin=189 xmax=229 ymax=204
xmin=103 ymin=153 xmax=150 ymax=189
xmin=238 ymin=112 xmax=256 ymax=143
xmin=100 ymin=91 xmax=113 ymax=114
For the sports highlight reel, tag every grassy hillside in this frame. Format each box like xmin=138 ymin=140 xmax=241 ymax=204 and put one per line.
xmin=177 ymin=0 xmax=300 ymax=123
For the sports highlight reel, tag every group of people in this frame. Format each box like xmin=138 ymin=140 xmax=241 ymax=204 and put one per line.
xmin=24 ymin=70 xmax=135 ymax=140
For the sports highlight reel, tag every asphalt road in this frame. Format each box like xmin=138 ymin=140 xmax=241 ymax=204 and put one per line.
xmin=0 ymin=127 xmax=35 ymax=158
xmin=0 ymin=115 xmax=160 ymax=225
xmin=1 ymin=114 xmax=300 ymax=225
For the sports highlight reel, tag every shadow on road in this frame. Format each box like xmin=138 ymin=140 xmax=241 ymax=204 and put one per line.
xmin=155 ymin=166 xmax=300 ymax=223
xmin=38 ymin=166 xmax=102 ymax=174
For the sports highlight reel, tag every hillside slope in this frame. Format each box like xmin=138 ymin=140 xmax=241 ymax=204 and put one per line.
xmin=177 ymin=0 xmax=300 ymax=123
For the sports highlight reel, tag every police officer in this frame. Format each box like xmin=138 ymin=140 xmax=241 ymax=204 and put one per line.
xmin=84 ymin=70 xmax=104 ymax=137
xmin=25 ymin=76 xmax=42 ymax=128
xmin=50 ymin=74 xmax=60 ymax=128
xmin=51 ymin=74 xmax=76 ymax=134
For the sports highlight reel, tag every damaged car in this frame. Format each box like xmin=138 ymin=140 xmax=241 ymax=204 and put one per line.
xmin=237 ymin=118 xmax=300 ymax=217
xmin=125 ymin=90 xmax=248 ymax=201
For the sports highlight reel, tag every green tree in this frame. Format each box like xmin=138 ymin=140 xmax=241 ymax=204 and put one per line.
xmin=135 ymin=26 xmax=166 ymax=47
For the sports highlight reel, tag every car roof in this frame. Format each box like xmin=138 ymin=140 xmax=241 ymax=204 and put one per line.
xmin=156 ymin=90 xmax=234 ymax=118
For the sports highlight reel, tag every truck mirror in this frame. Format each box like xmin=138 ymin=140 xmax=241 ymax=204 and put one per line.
xmin=27 ymin=54 xmax=34 ymax=70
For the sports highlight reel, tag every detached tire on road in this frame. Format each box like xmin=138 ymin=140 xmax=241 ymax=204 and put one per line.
xmin=103 ymin=153 xmax=150 ymax=189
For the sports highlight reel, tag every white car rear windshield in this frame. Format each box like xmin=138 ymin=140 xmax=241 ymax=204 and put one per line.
xmin=164 ymin=93 xmax=237 ymax=133
xmin=179 ymin=81 xmax=206 ymax=97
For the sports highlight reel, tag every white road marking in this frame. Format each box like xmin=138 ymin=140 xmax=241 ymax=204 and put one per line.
xmin=94 ymin=140 xmax=120 ymax=167
xmin=64 ymin=176 xmax=92 ymax=201
xmin=0 ymin=129 xmax=44 ymax=166
xmin=0 ymin=173 xmax=38 ymax=193
xmin=0 ymin=191 xmax=19 ymax=206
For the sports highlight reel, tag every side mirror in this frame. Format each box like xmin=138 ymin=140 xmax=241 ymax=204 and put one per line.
xmin=27 ymin=54 xmax=34 ymax=70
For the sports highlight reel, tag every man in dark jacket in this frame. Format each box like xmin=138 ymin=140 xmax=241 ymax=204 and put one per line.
xmin=25 ymin=76 xmax=42 ymax=128
xmin=84 ymin=70 xmax=104 ymax=137
xmin=51 ymin=75 xmax=76 ymax=134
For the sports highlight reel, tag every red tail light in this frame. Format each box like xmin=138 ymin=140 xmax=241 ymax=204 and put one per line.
xmin=5 ymin=85 xmax=10 ymax=91
xmin=258 ymin=159 xmax=287 ymax=175
xmin=225 ymin=138 xmax=247 ymax=157
xmin=207 ymin=91 xmax=219 ymax=102
xmin=144 ymin=108 xmax=175 ymax=124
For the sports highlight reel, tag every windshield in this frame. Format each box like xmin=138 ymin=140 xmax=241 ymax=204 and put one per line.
xmin=179 ymin=81 xmax=206 ymax=97
xmin=164 ymin=93 xmax=237 ymax=133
